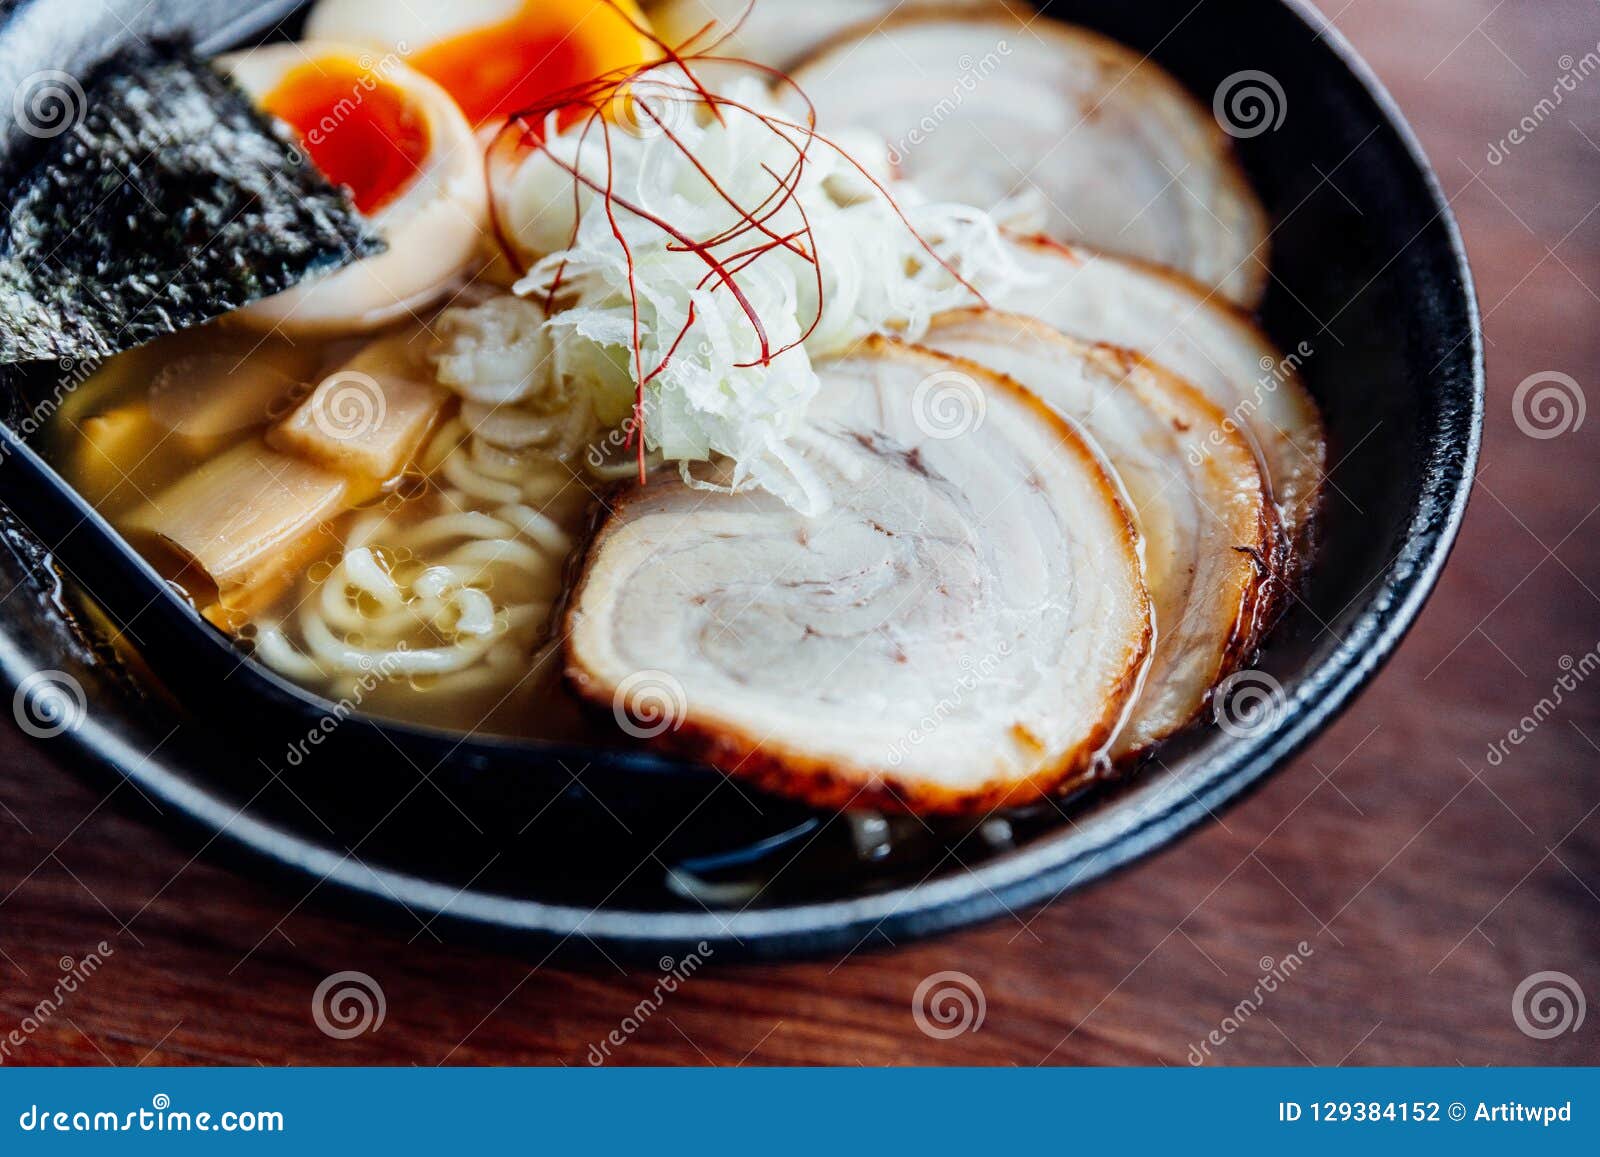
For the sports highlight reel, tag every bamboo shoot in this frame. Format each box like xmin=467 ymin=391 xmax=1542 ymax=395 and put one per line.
xmin=147 ymin=350 xmax=308 ymax=446
xmin=269 ymin=335 xmax=447 ymax=482
xmin=75 ymin=405 xmax=160 ymax=504
xmin=128 ymin=439 xmax=348 ymax=609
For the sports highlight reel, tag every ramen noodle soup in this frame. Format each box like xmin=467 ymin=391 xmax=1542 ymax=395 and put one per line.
xmin=29 ymin=0 xmax=1324 ymax=814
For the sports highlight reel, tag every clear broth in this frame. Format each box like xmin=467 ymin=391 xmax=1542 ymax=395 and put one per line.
xmin=38 ymin=316 xmax=606 ymax=741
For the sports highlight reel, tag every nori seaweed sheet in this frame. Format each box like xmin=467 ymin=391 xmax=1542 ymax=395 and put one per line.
xmin=0 ymin=42 xmax=384 ymax=364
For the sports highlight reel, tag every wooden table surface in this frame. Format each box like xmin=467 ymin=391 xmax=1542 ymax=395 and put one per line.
xmin=1 ymin=0 xmax=1596 ymax=1067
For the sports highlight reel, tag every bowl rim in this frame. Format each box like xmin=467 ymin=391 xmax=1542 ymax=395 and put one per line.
xmin=0 ymin=0 xmax=1484 ymax=959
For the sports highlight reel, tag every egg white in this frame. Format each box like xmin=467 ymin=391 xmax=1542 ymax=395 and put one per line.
xmin=222 ymin=43 xmax=488 ymax=335
xmin=303 ymin=0 xmax=524 ymax=53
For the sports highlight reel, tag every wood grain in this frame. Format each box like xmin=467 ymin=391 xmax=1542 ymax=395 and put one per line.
xmin=0 ymin=0 xmax=1596 ymax=1067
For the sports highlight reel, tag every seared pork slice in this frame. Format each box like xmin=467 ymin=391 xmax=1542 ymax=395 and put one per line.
xmin=921 ymin=311 xmax=1278 ymax=757
xmin=993 ymin=234 xmax=1325 ymax=552
xmin=565 ymin=338 xmax=1152 ymax=813
xmin=648 ymin=0 xmax=1012 ymax=69
xmin=785 ymin=12 xmax=1269 ymax=306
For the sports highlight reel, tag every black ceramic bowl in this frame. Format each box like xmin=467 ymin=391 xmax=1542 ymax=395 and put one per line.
xmin=0 ymin=0 xmax=1481 ymax=959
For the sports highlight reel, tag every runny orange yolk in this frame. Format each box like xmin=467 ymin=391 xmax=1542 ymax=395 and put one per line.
xmin=411 ymin=0 xmax=655 ymax=127
xmin=262 ymin=59 xmax=431 ymax=216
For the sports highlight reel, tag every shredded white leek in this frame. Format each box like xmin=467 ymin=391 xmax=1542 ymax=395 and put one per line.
xmin=492 ymin=73 xmax=1036 ymax=514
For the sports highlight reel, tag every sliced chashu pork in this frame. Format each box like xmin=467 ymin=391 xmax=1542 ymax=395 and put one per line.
xmin=565 ymin=338 xmax=1152 ymax=813
xmin=992 ymin=234 xmax=1325 ymax=552
xmin=784 ymin=11 xmax=1269 ymax=307
xmin=647 ymin=0 xmax=1013 ymax=69
xmin=920 ymin=310 xmax=1279 ymax=757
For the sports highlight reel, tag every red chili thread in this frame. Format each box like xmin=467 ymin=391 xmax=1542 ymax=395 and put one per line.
xmin=479 ymin=0 xmax=981 ymax=485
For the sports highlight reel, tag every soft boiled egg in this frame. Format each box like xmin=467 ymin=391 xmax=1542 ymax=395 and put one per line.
xmin=303 ymin=0 xmax=658 ymax=127
xmin=222 ymin=44 xmax=488 ymax=335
